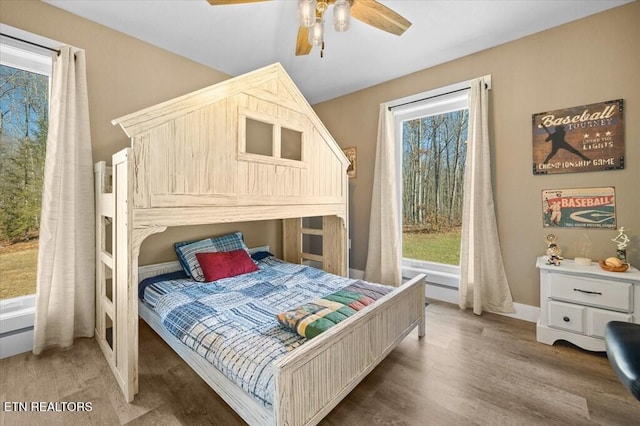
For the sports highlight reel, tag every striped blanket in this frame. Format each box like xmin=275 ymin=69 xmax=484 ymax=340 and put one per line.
xmin=277 ymin=281 xmax=392 ymax=339
xmin=139 ymin=255 xmax=394 ymax=408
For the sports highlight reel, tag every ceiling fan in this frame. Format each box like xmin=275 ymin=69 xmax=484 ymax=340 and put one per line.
xmin=207 ymin=0 xmax=412 ymax=57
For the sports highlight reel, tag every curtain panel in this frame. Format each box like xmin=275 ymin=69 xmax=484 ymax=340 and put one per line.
xmin=364 ymin=104 xmax=402 ymax=286
xmin=33 ymin=46 xmax=95 ymax=354
xmin=458 ymin=77 xmax=515 ymax=315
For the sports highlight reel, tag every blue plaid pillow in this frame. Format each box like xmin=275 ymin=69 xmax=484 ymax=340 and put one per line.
xmin=175 ymin=232 xmax=252 ymax=282
xmin=174 ymin=240 xmax=195 ymax=278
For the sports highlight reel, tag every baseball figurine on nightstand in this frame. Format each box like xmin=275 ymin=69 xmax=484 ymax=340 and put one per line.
xmin=545 ymin=233 xmax=563 ymax=266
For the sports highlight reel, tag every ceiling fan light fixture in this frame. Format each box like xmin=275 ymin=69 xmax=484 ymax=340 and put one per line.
xmin=333 ymin=0 xmax=350 ymax=32
xmin=208 ymin=0 xmax=411 ymax=57
xmin=297 ymin=0 xmax=317 ymax=28
xmin=309 ymin=18 xmax=325 ymax=47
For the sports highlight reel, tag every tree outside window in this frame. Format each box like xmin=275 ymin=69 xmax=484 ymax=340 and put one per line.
xmin=0 ymin=63 xmax=49 ymax=299
xmin=401 ymin=109 xmax=468 ymax=265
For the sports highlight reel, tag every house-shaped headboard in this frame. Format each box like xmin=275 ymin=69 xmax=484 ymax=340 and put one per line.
xmin=112 ymin=62 xmax=348 ymax=228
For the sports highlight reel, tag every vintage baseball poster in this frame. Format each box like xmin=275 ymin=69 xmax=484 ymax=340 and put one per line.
xmin=542 ymin=187 xmax=616 ymax=229
xmin=532 ymin=99 xmax=624 ymax=175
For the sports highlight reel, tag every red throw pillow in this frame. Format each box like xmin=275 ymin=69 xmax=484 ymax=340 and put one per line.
xmin=195 ymin=249 xmax=259 ymax=282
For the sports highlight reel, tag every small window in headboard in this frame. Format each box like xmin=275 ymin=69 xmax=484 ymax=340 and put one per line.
xmin=281 ymin=127 xmax=302 ymax=161
xmin=246 ymin=118 xmax=274 ymax=157
xmin=239 ymin=107 xmax=306 ymax=168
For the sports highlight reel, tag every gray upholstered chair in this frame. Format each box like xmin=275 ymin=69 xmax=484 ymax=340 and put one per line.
xmin=604 ymin=321 xmax=640 ymax=400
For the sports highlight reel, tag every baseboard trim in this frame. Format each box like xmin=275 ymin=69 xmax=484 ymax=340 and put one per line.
xmin=337 ymin=268 xmax=538 ymax=323
xmin=425 ymin=282 xmax=458 ymax=304
xmin=0 ymin=295 xmax=36 ymax=359
xmin=422 ymin=282 xmax=539 ymax=323
xmin=0 ymin=329 xmax=33 ymax=359
xmin=500 ymin=302 xmax=540 ymax=323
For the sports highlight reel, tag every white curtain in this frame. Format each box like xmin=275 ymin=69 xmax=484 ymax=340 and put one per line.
xmin=458 ymin=77 xmax=515 ymax=315
xmin=364 ymin=104 xmax=402 ymax=286
xmin=33 ymin=46 xmax=95 ymax=354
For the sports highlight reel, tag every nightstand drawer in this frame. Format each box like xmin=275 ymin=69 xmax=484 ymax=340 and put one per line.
xmin=586 ymin=308 xmax=632 ymax=338
xmin=549 ymin=274 xmax=632 ymax=312
xmin=548 ymin=301 xmax=585 ymax=333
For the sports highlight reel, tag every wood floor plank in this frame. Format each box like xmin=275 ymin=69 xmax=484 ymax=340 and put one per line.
xmin=57 ymin=375 xmax=122 ymax=426
xmin=123 ymin=404 xmax=184 ymax=426
xmin=99 ymin=370 xmax=167 ymax=424
xmin=1 ymin=301 xmax=638 ymax=425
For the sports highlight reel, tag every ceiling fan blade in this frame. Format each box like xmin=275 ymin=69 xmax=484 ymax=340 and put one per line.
xmin=350 ymin=0 xmax=412 ymax=36
xmin=206 ymin=0 xmax=270 ymax=5
xmin=295 ymin=26 xmax=312 ymax=56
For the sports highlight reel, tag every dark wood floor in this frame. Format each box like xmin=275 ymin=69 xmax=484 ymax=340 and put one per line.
xmin=1 ymin=301 xmax=638 ymax=425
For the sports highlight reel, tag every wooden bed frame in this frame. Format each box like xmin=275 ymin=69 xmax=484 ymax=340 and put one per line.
xmin=137 ymin=260 xmax=425 ymax=425
xmin=94 ymin=63 xmax=426 ymax=425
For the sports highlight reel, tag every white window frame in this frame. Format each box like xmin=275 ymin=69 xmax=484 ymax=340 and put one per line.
xmin=0 ymin=26 xmax=56 ymax=358
xmin=389 ymin=81 xmax=471 ymax=290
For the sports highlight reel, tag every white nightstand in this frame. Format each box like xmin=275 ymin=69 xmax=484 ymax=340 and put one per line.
xmin=536 ymin=257 xmax=640 ymax=351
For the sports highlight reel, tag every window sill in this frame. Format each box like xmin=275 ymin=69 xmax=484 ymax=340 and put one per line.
xmin=402 ymin=259 xmax=460 ymax=288
xmin=0 ymin=294 xmax=36 ymax=334
xmin=1 ymin=295 xmax=35 ymax=359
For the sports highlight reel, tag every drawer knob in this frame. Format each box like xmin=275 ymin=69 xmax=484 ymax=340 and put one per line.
xmin=563 ymin=316 xmax=570 ymax=322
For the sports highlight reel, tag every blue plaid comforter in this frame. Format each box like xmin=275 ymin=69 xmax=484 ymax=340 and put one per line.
xmin=140 ymin=256 xmax=373 ymax=408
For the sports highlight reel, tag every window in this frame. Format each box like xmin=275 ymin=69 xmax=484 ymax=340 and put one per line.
xmin=245 ymin=117 xmax=274 ymax=157
xmin=239 ymin=108 xmax=306 ymax=168
xmin=392 ymin=85 xmax=469 ymax=277
xmin=0 ymin=38 xmax=52 ymax=301
xmin=281 ymin=127 xmax=302 ymax=161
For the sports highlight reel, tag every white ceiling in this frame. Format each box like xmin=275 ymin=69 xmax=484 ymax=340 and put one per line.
xmin=43 ymin=0 xmax=630 ymax=104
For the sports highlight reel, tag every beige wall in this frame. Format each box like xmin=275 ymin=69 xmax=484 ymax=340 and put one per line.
xmin=1 ymin=0 xmax=282 ymax=264
xmin=313 ymin=1 xmax=640 ymax=307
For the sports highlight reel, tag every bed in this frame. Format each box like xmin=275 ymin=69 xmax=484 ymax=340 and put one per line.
xmin=94 ymin=63 xmax=426 ymax=425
